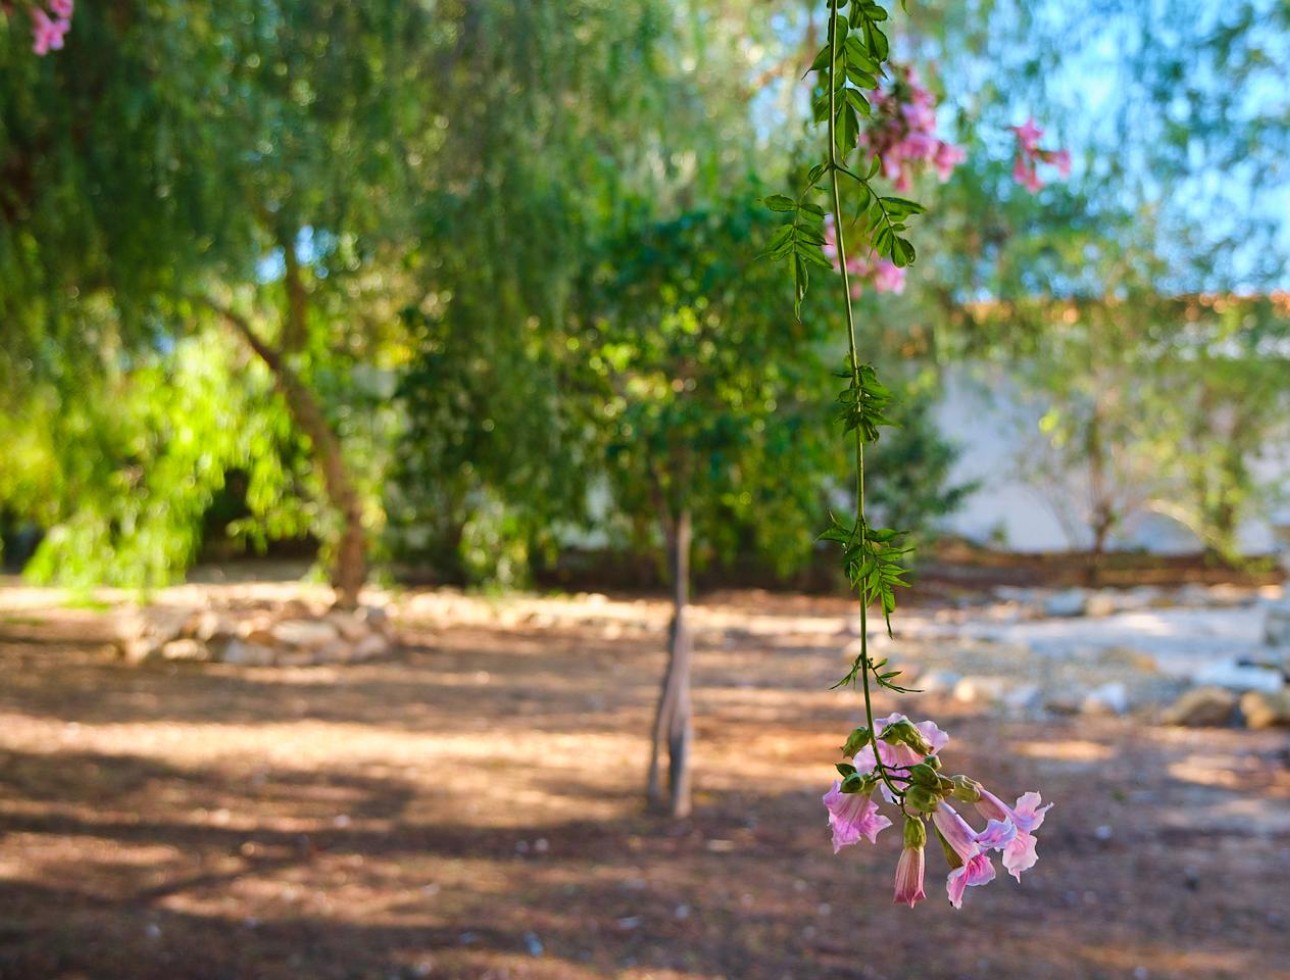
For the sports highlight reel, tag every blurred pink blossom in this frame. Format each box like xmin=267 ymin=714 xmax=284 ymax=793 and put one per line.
xmin=1011 ymin=117 xmax=1070 ymax=192
xmin=29 ymin=3 xmax=73 ymax=56
xmin=859 ymin=64 xmax=965 ymax=190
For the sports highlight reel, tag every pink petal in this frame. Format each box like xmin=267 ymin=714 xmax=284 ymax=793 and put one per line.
xmin=893 ymin=846 xmax=926 ymax=908
xmin=946 ymin=853 xmax=996 ymax=909
xmin=1002 ymin=830 xmax=1039 ymax=880
xmin=932 ymin=804 xmax=980 ymax=861
xmin=823 ymin=781 xmax=892 ymax=852
xmin=1012 ymin=792 xmax=1052 ymax=833
xmin=976 ymin=817 xmax=1017 ymax=851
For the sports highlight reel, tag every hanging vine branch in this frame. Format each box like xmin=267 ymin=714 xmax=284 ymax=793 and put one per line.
xmin=765 ymin=0 xmax=1052 ymax=909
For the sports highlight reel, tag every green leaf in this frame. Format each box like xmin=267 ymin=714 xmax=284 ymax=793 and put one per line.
xmin=809 ymin=44 xmax=835 ymax=73
xmin=892 ymin=237 xmax=916 ymax=267
xmin=763 ymin=194 xmax=798 ymax=213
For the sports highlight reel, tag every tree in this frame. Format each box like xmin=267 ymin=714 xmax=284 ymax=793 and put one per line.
xmin=1 ymin=1 xmax=434 ymax=604
xmin=574 ymin=198 xmax=838 ymax=817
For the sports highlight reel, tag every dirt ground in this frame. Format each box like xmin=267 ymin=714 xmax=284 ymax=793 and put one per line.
xmin=2 ymin=586 xmax=1289 ymax=980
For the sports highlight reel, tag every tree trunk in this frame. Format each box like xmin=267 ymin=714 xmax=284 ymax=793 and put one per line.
xmin=210 ymin=302 xmax=367 ymax=609
xmin=646 ymin=507 xmax=694 ymax=819
xmin=1084 ymin=411 xmax=1110 ymax=587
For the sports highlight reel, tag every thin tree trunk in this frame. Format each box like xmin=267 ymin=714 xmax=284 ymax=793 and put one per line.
xmin=1085 ymin=411 xmax=1110 ymax=587
xmin=209 ymin=301 xmax=367 ymax=610
xmin=647 ymin=507 xmax=694 ymax=818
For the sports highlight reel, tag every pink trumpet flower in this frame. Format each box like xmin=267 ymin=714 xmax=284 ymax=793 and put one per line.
xmin=823 ymin=781 xmax=893 ymax=852
xmin=932 ymin=803 xmax=1016 ymax=908
xmin=975 ymin=790 xmax=1053 ymax=881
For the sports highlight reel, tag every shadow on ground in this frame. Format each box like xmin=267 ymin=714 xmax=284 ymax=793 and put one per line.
xmin=2 ymin=608 xmax=1289 ymax=979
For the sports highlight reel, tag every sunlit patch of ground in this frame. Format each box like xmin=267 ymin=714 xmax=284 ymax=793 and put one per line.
xmin=1 ymin=586 xmax=1289 ymax=978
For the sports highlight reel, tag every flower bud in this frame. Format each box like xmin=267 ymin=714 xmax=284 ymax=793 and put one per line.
xmin=902 ymin=814 xmax=927 ymax=850
xmin=904 ymin=784 xmax=940 ymax=814
xmin=841 ymin=726 xmax=871 ymax=758
xmin=923 ymin=754 xmax=942 ymax=772
xmin=949 ymin=775 xmax=983 ymax=804
xmin=907 ymin=762 xmax=941 ymax=789
xmin=879 ymin=719 xmax=933 ymax=756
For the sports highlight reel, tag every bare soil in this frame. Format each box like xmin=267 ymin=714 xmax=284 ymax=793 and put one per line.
xmin=1 ymin=587 xmax=1289 ymax=979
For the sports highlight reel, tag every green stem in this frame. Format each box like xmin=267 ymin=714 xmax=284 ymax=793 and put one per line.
xmin=824 ymin=0 xmax=900 ymax=804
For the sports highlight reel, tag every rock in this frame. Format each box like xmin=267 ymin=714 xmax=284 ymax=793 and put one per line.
xmin=119 ymin=636 xmax=160 ymax=664
xmin=270 ymin=619 xmax=341 ymax=649
xmin=1082 ymin=682 xmax=1129 ymax=716
xmin=1240 ymin=690 xmax=1290 ymax=729
xmin=112 ymin=607 xmax=149 ymax=642
xmin=312 ymin=639 xmax=354 ymax=664
xmin=918 ymin=670 xmax=962 ymax=696
xmin=1085 ymin=593 xmax=1119 ymax=618
xmin=1097 ymin=646 xmax=1159 ymax=673
xmin=351 ymin=632 xmax=391 ymax=661
xmin=953 ymin=676 xmax=1010 ymax=705
xmin=220 ymin=639 xmax=278 ymax=667
xmin=1044 ymin=693 xmax=1083 ymax=716
xmin=160 ymin=638 xmax=211 ymax=662
xmin=1265 ymin=605 xmax=1290 ymax=648
xmin=237 ymin=614 xmax=275 ymax=640
xmin=155 ymin=606 xmax=200 ymax=643
xmin=359 ymin=604 xmax=390 ymax=631
xmin=1193 ymin=660 xmax=1284 ymax=694
xmin=193 ymin=610 xmax=235 ymax=644
xmin=1044 ymin=589 xmax=1088 ymax=618
xmin=326 ymin=611 xmax=370 ymax=643
xmin=1160 ymin=686 xmax=1238 ymax=727
xmin=1001 ymin=683 xmax=1043 ymax=715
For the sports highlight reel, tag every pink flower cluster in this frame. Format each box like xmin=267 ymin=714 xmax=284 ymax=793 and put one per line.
xmin=822 ymin=214 xmax=906 ymax=297
xmin=860 ymin=66 xmax=966 ymax=193
xmin=29 ymin=0 xmax=73 ymax=55
xmin=1010 ymin=117 xmax=1071 ymax=193
xmin=823 ymin=713 xmax=1052 ymax=909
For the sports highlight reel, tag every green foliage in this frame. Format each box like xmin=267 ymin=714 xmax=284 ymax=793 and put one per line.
xmin=574 ymin=195 xmax=840 ymax=576
xmin=819 ymin=517 xmax=911 ymax=638
xmin=12 ymin=330 xmax=311 ymax=588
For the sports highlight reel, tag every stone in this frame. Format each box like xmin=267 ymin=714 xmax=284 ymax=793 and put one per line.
xmin=1044 ymin=589 xmax=1088 ymax=618
xmin=1160 ymin=686 xmax=1238 ymax=727
xmin=917 ymin=670 xmax=962 ymax=696
xmin=1265 ymin=605 xmax=1290 ymax=648
xmin=113 ymin=607 xmax=149 ymax=642
xmin=1240 ymin=690 xmax=1290 ymax=729
xmin=220 ymin=639 xmax=278 ymax=667
xmin=326 ymin=611 xmax=370 ymax=643
xmin=1082 ymin=682 xmax=1129 ymax=716
xmin=145 ymin=605 xmax=198 ymax=644
xmin=193 ymin=610 xmax=234 ymax=644
xmin=160 ymin=638 xmax=211 ymax=662
xmin=120 ymin=636 xmax=160 ymax=664
xmin=351 ymin=632 xmax=391 ymax=661
xmin=359 ymin=605 xmax=390 ymax=631
xmin=270 ymin=619 xmax=341 ymax=649
xmin=1084 ymin=593 xmax=1119 ymax=618
xmin=1001 ymin=683 xmax=1044 ymax=715
xmin=1097 ymin=646 xmax=1159 ymax=673
xmin=312 ymin=639 xmax=354 ymax=664
xmin=953 ymin=676 xmax=1004 ymax=704
xmin=1192 ymin=660 xmax=1284 ymax=694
